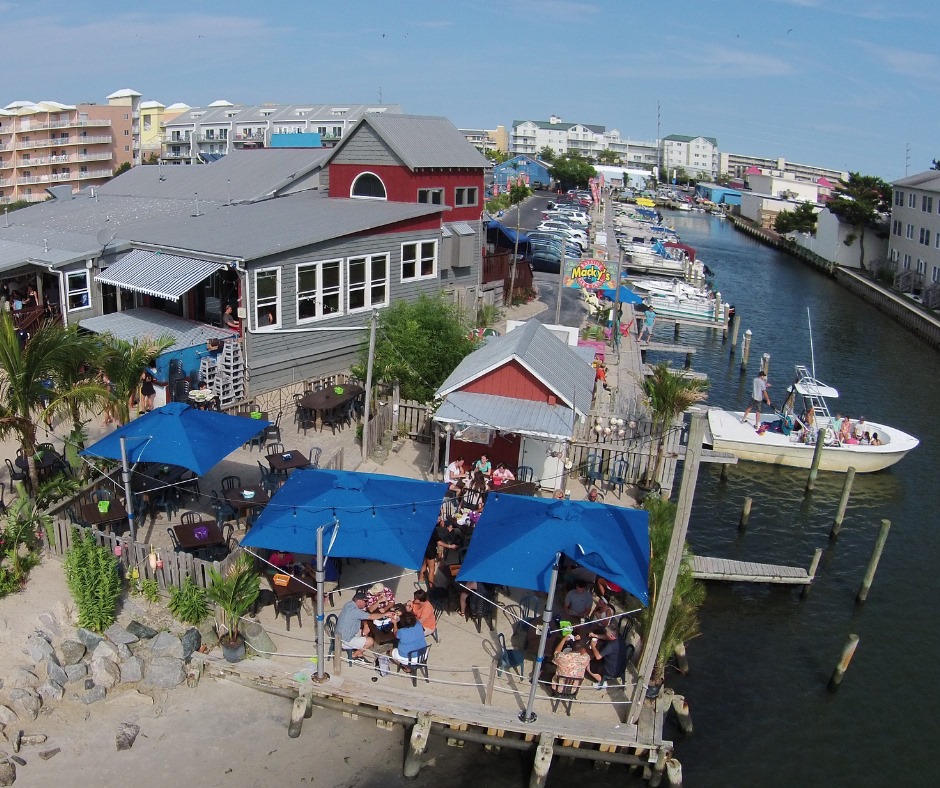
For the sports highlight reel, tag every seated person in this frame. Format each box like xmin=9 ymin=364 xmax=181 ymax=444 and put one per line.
xmin=443 ymin=458 xmax=466 ymax=492
xmin=269 ymin=550 xmax=295 ymax=569
xmin=871 ymin=432 xmax=883 ymax=446
xmin=585 ymin=625 xmax=625 ymax=689
xmin=391 ymin=611 xmax=428 ymax=670
xmin=364 ymin=582 xmax=396 ymax=614
xmin=587 ymin=487 xmax=602 ymax=503
xmin=336 ymin=591 xmax=385 ymax=663
xmin=410 ymin=589 xmax=437 ymax=636
xmin=474 ymin=453 xmax=493 ymax=478
xmin=551 ymin=638 xmax=592 ymax=694
xmin=563 ymin=579 xmax=595 ymax=621
xmin=222 ymin=305 xmax=240 ymax=330
xmin=491 ymin=463 xmax=515 ymax=487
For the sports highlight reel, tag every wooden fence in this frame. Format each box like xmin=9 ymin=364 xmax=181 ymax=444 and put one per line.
xmin=46 ymin=517 xmax=221 ymax=591
xmin=396 ymin=400 xmax=433 ymax=443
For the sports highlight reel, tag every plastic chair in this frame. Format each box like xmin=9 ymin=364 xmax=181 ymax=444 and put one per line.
xmin=516 ymin=465 xmax=534 ymax=483
xmin=585 ymin=451 xmax=604 ymax=487
xmin=263 ymin=412 xmax=282 ymax=446
xmin=167 ymin=527 xmax=182 ymax=551
xmin=266 ymin=442 xmax=286 ymax=458
xmin=0 ymin=482 xmax=6 ymax=513
xmin=550 ymin=675 xmax=584 ymax=716
xmin=221 ymin=475 xmax=242 ymax=492
xmin=519 ymin=594 xmax=543 ymax=622
xmin=151 ymin=488 xmax=179 ymax=521
xmin=324 ymin=612 xmax=355 ymax=665
xmin=180 ymin=511 xmax=202 ymax=526
xmin=309 ymin=447 xmax=322 ymax=468
xmin=496 ymin=632 xmax=525 ymax=677
xmin=608 ymin=458 xmax=628 ymax=496
xmin=276 ymin=596 xmax=302 ymax=632
xmin=91 ymin=489 xmax=113 ymax=503
xmin=211 ymin=490 xmax=236 ymax=526
xmin=178 ymin=470 xmax=201 ymax=502
xmin=320 ymin=407 xmax=342 ymax=435
xmin=395 ymin=645 xmax=431 ymax=687
xmin=257 ymin=461 xmax=282 ymax=496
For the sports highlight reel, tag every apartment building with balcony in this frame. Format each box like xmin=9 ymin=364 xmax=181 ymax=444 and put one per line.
xmin=160 ymin=102 xmax=403 ymax=164
xmin=889 ymin=171 xmax=940 ymax=292
xmin=0 ymin=98 xmax=124 ymax=205
xmin=661 ymin=134 xmax=719 ymax=180
xmin=460 ymin=126 xmax=509 ymax=154
xmin=140 ymin=102 xmax=191 ymax=161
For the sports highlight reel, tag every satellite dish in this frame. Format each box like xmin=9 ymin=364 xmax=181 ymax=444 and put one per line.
xmin=95 ymin=228 xmax=117 ymax=247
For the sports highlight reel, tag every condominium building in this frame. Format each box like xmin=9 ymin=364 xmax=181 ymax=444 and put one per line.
xmin=460 ymin=125 xmax=509 ymax=154
xmin=661 ymin=134 xmax=719 ymax=180
xmin=510 ymin=116 xmax=659 ymax=169
xmin=889 ymin=171 xmax=940 ymax=288
xmin=160 ymin=102 xmax=403 ymax=164
xmin=720 ymin=151 xmax=847 ymax=184
xmin=0 ymin=88 xmax=142 ymax=205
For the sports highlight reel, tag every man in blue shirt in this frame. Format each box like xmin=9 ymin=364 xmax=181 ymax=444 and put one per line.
xmin=337 ymin=591 xmax=384 ymax=664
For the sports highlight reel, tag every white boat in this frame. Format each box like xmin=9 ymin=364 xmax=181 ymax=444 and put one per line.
xmin=706 ymin=366 xmax=919 ymax=473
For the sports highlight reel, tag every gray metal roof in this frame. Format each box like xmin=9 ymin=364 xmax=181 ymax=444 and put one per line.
xmin=79 ymin=307 xmax=232 ymax=352
xmin=124 ymin=192 xmax=444 ymax=260
xmin=165 ymin=103 xmax=403 ymax=127
xmin=451 ymin=222 xmax=476 ymax=236
xmin=434 ymin=391 xmax=576 ymax=440
xmin=98 ymin=149 xmax=330 ymax=203
xmin=333 ymin=114 xmax=489 ymax=170
xmin=892 ymin=171 xmax=940 ymax=190
xmin=96 ymin=250 xmax=225 ymax=301
xmin=436 ymin=320 xmax=594 ymax=416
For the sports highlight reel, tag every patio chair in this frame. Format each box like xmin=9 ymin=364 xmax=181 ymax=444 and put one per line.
xmin=0 ymin=482 xmax=5 ymax=513
xmin=395 ymin=645 xmax=431 ymax=687
xmin=151 ymin=488 xmax=179 ymax=521
xmin=519 ymin=594 xmax=543 ymax=622
xmin=180 ymin=511 xmax=202 ymax=526
xmin=262 ymin=412 xmax=282 ymax=447
xmin=266 ymin=442 xmax=286 ymax=458
xmin=584 ymin=451 xmax=604 ymax=488
xmin=256 ymin=461 xmax=281 ymax=496
xmin=550 ymin=675 xmax=584 ymax=716
xmin=178 ymin=470 xmax=201 ymax=502
xmin=320 ymin=407 xmax=343 ymax=435
xmin=91 ymin=489 xmax=113 ymax=503
xmin=211 ymin=490 xmax=236 ymax=526
xmin=5 ymin=458 xmax=27 ymax=491
xmin=496 ymin=632 xmax=525 ymax=677
xmin=516 ymin=465 xmax=534 ymax=483
xmin=275 ymin=596 xmax=302 ymax=632
xmin=340 ymin=400 xmax=356 ymax=429
xmin=309 ymin=447 xmax=322 ymax=468
xmin=608 ymin=457 xmax=628 ymax=496
xmin=167 ymin=527 xmax=182 ymax=552
xmin=324 ymin=613 xmax=355 ymax=665
xmin=221 ymin=475 xmax=242 ymax=492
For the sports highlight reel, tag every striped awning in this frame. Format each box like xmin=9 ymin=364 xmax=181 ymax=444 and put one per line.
xmin=96 ymin=250 xmax=225 ymax=302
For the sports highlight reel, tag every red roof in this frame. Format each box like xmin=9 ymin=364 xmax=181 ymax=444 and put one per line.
xmin=745 ymin=166 xmax=762 ymax=175
xmin=816 ymin=176 xmax=833 ymax=188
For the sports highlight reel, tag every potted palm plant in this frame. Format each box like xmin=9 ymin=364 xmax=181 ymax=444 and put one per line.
xmin=205 ymin=552 xmax=260 ymax=662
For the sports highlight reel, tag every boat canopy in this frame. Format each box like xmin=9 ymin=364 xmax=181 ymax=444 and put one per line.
xmin=792 ymin=379 xmax=839 ymax=398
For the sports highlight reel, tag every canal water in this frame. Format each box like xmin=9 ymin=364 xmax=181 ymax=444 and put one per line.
xmin=647 ymin=214 xmax=940 ymax=787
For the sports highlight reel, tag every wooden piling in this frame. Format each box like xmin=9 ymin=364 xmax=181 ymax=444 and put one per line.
xmin=857 ymin=519 xmax=891 ymax=604
xmin=671 ymin=695 xmax=693 ymax=735
xmin=729 ymin=314 xmax=741 ymax=355
xmin=830 ymin=467 xmax=857 ymax=540
xmin=800 ymin=548 xmax=824 ymax=599
xmin=719 ymin=463 xmax=728 ymax=481
xmin=674 ymin=642 xmax=689 ymax=675
xmin=288 ymin=692 xmax=308 ymax=738
xmin=761 ymin=352 xmax=770 ymax=376
xmin=529 ymin=732 xmax=554 ymax=788
xmin=684 ymin=351 xmax=692 ymax=369
xmin=805 ymin=429 xmax=826 ymax=493
xmin=740 ymin=330 xmax=752 ymax=371
xmin=403 ymin=712 xmax=432 ymax=778
xmin=739 ymin=496 xmax=752 ymax=530
xmin=650 ymin=748 xmax=669 ymax=787
xmin=666 ymin=758 xmax=684 ymax=787
xmin=828 ymin=634 xmax=859 ymax=691
xmin=722 ymin=304 xmax=730 ymax=340
xmin=485 ymin=660 xmax=497 ymax=705
xmin=674 ymin=321 xmax=680 ymax=341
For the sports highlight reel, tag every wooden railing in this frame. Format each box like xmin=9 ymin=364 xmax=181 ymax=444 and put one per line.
xmin=396 ymin=400 xmax=433 ymax=443
xmin=482 ymin=251 xmax=511 ymax=284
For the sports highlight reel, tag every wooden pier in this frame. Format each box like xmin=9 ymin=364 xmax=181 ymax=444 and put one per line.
xmin=691 ymin=555 xmax=816 ymax=585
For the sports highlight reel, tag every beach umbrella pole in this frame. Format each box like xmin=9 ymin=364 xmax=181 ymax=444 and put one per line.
xmin=314 ymin=522 xmax=328 ymax=682
xmin=119 ymin=436 xmax=136 ymax=542
xmin=520 ymin=551 xmax=562 ymax=723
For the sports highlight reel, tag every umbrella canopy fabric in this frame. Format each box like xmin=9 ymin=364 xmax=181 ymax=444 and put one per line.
xmin=599 ymin=284 xmax=644 ymax=305
xmin=81 ymin=401 xmax=269 ymax=476
xmin=457 ymin=495 xmax=650 ymax=605
xmin=240 ymin=468 xmax=449 ymax=570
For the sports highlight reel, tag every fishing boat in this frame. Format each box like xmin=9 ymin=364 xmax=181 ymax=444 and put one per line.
xmin=706 ymin=365 xmax=919 ymax=473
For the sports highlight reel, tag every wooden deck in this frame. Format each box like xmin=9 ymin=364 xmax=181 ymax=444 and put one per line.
xmin=692 ymin=555 xmax=813 ymax=585
xmin=642 ymin=363 xmax=708 ymax=381
xmin=643 ymin=342 xmax=696 ymax=355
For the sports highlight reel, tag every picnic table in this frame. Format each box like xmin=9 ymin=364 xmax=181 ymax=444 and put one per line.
xmin=79 ymin=499 xmax=128 ymax=532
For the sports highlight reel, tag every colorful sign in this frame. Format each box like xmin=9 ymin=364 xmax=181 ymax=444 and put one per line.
xmin=564 ymin=258 xmax=613 ymax=290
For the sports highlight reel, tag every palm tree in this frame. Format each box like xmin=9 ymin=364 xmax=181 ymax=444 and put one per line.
xmin=0 ymin=316 xmax=106 ymax=490
xmin=100 ymin=334 xmax=174 ymax=424
xmin=505 ymin=179 xmax=533 ymax=305
xmin=636 ymin=497 xmax=705 ymax=685
xmin=641 ymin=362 xmax=708 ymax=490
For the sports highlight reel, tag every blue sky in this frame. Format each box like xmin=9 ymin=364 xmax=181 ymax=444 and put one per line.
xmin=2 ymin=0 xmax=936 ymax=181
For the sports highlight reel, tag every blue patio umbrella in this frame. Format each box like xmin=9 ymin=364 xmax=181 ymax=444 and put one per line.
xmin=457 ymin=495 xmax=650 ymax=605
xmin=240 ymin=468 xmax=449 ymax=570
xmin=81 ymin=401 xmax=270 ymax=476
xmin=598 ymin=284 xmax=644 ymax=305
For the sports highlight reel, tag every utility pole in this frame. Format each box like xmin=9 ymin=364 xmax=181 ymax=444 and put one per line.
xmin=554 ymin=237 xmax=567 ymax=324
xmin=628 ymin=412 xmax=706 ymax=725
xmin=361 ymin=310 xmax=378 ymax=460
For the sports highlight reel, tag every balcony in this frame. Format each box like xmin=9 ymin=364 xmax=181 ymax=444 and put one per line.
xmin=234 ymin=132 xmax=264 ymax=141
xmin=76 ymin=152 xmax=113 ymax=162
xmin=0 ymin=194 xmax=48 ymax=204
xmin=0 ymin=177 xmax=11 ymax=187
xmin=15 ymin=136 xmax=112 ymax=150
xmin=25 ymin=119 xmax=112 ymax=131
xmin=76 ymin=169 xmax=112 ymax=180
xmin=162 ymin=149 xmax=190 ymax=160
xmin=196 ymin=134 xmax=228 ymax=143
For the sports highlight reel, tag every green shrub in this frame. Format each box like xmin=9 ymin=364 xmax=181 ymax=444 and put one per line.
xmin=132 ymin=577 xmax=160 ymax=604
xmin=169 ymin=576 xmax=209 ymax=625
xmin=64 ymin=529 xmax=122 ymax=632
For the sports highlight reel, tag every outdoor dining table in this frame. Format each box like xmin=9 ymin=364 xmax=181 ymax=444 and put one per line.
xmin=172 ymin=521 xmax=225 ymax=557
xmin=368 ymin=618 xmax=398 ymax=650
xmin=133 ymin=463 xmax=189 ymax=494
xmin=16 ymin=449 xmax=66 ymax=478
xmin=498 ymin=480 xmax=540 ymax=497
xmin=298 ymin=384 xmax=364 ymax=416
xmin=223 ymin=485 xmax=270 ymax=528
xmin=266 ymin=449 xmax=311 ymax=473
xmin=79 ymin=499 xmax=128 ymax=533
xmin=266 ymin=572 xmax=312 ymax=603
xmin=187 ymin=389 xmax=217 ymax=410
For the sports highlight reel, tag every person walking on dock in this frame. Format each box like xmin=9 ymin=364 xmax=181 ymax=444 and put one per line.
xmin=742 ymin=370 xmax=771 ymax=429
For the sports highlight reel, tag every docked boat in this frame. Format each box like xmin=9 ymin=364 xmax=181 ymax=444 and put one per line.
xmin=706 ymin=365 xmax=919 ymax=473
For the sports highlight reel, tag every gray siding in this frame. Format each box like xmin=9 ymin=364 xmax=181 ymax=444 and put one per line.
xmin=244 ymin=226 xmax=476 ymax=394
xmin=329 ymin=125 xmax=402 ymax=167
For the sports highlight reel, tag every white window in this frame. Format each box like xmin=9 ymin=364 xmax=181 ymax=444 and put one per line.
xmin=917 ymin=259 xmax=926 ymax=274
xmin=347 ymin=254 xmax=388 ymax=312
xmin=894 ymin=191 xmax=903 ymax=206
xmin=351 ymin=172 xmax=387 ymax=200
xmin=890 ymin=248 xmax=899 ymax=262
xmin=906 ymin=224 xmax=915 ymax=239
xmin=455 ymin=187 xmax=478 ymax=207
xmin=296 ymin=259 xmax=342 ymax=322
xmin=903 ymin=253 xmax=911 ymax=269
xmin=923 ymin=195 xmax=933 ymax=212
xmin=401 ymin=240 xmax=437 ymax=281
xmin=66 ymin=270 xmax=91 ymax=312
xmin=254 ymin=268 xmax=280 ymax=329
xmin=418 ymin=188 xmax=443 ymax=205
xmin=908 ymin=193 xmax=916 ymax=208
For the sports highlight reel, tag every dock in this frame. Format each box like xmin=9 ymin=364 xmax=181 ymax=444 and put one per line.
xmin=692 ymin=555 xmax=816 ymax=585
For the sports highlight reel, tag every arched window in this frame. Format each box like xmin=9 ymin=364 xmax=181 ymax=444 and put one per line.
xmin=350 ymin=172 xmax=387 ymax=200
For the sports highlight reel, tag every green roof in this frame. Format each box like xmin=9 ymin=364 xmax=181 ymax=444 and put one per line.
xmin=663 ymin=134 xmax=718 ymax=146
xmin=513 ymin=119 xmax=606 ymax=134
